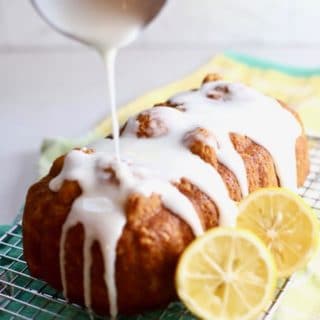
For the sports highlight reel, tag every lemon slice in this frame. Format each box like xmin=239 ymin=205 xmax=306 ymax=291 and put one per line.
xmin=237 ymin=188 xmax=319 ymax=278
xmin=176 ymin=228 xmax=277 ymax=320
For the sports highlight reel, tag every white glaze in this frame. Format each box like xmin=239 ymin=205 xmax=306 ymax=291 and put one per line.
xmin=32 ymin=0 xmax=165 ymax=165
xmin=104 ymin=50 xmax=121 ymax=162
xmin=33 ymin=0 xmax=170 ymax=317
xmin=171 ymin=81 xmax=301 ymax=189
xmin=50 ymin=80 xmax=302 ymax=318
xmin=50 ymin=149 xmax=204 ymax=318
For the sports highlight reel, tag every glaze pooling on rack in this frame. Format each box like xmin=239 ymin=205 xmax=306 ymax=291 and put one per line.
xmin=49 ymin=80 xmax=302 ymax=318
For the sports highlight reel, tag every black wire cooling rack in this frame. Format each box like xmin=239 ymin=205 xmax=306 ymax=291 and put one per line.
xmin=1 ymin=137 xmax=320 ymax=320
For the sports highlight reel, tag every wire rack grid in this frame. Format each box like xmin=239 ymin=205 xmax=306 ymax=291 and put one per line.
xmin=1 ymin=137 xmax=320 ymax=320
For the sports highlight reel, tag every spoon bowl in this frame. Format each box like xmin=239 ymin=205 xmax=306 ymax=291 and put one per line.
xmin=31 ymin=0 xmax=167 ymax=49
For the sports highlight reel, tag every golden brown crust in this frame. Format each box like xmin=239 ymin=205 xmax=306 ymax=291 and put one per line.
xmin=23 ymin=76 xmax=310 ymax=316
xmin=154 ymin=101 xmax=186 ymax=112
xmin=202 ymin=73 xmax=223 ymax=83
xmin=230 ymin=133 xmax=279 ymax=191
xmin=277 ymin=99 xmax=310 ymax=186
xmin=135 ymin=111 xmax=169 ymax=138
xmin=23 ymin=155 xmax=82 ymax=291
xmin=23 ymin=156 xmax=219 ymax=315
xmin=296 ymin=135 xmax=309 ymax=186
xmin=183 ymin=128 xmax=242 ymax=201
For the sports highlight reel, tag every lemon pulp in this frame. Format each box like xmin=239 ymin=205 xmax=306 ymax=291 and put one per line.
xmin=237 ymin=188 xmax=319 ymax=277
xmin=176 ymin=228 xmax=277 ymax=320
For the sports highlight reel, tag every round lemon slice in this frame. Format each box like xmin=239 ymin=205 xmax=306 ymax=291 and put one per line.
xmin=176 ymin=228 xmax=277 ymax=320
xmin=237 ymin=188 xmax=319 ymax=278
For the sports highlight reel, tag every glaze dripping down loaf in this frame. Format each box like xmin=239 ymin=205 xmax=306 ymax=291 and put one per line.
xmin=23 ymin=75 xmax=309 ymax=317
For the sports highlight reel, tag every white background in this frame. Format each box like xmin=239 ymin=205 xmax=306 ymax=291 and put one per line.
xmin=1 ymin=0 xmax=320 ymax=223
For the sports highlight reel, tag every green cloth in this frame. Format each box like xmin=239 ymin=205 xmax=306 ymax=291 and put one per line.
xmin=0 ymin=226 xmax=10 ymax=238
xmin=225 ymin=51 xmax=320 ymax=77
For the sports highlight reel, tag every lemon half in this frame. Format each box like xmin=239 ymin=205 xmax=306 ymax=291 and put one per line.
xmin=176 ymin=228 xmax=277 ymax=320
xmin=237 ymin=188 xmax=319 ymax=278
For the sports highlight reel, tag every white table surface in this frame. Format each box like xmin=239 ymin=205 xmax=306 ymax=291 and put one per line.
xmin=2 ymin=0 xmax=320 ymax=224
